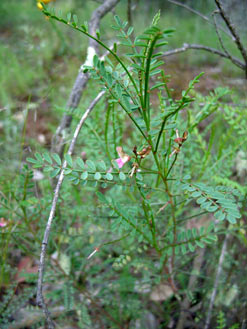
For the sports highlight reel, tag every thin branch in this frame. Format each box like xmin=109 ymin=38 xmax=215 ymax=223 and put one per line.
xmin=52 ymin=0 xmax=120 ymax=156
xmin=212 ymin=10 xmax=236 ymax=65
xmin=204 ymin=234 xmax=229 ymax=329
xmin=167 ymin=0 xmax=232 ymax=38
xmin=36 ymin=91 xmax=105 ymax=329
xmin=168 ymin=0 xmax=209 ymax=22
xmin=215 ymin=0 xmax=247 ymax=65
xmin=162 ymin=43 xmax=245 ymax=70
xmin=211 ymin=10 xmax=247 ymax=76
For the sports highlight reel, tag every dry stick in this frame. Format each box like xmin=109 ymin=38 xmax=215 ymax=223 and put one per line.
xmin=212 ymin=11 xmax=238 ymax=67
xmin=166 ymin=0 xmax=246 ymax=74
xmin=214 ymin=0 xmax=247 ymax=64
xmin=161 ymin=43 xmax=245 ymax=70
xmin=167 ymin=0 xmax=232 ymax=38
xmin=36 ymin=90 xmax=105 ymax=329
xmin=215 ymin=0 xmax=247 ymax=78
xmin=204 ymin=234 xmax=229 ymax=329
xmin=52 ymin=0 xmax=120 ymax=156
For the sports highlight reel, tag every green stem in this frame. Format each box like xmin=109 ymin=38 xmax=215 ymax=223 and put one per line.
xmin=45 ymin=11 xmax=140 ymax=97
xmin=104 ymin=102 xmax=112 ymax=160
xmin=112 ymin=103 xmax=118 ymax=157
xmin=109 ymin=204 xmax=152 ymax=244
xmin=165 ymin=153 xmax=178 ymax=179
xmin=107 ymin=90 xmax=148 ymax=142
xmin=155 ymin=104 xmax=183 ymax=153
xmin=144 ymin=33 xmax=161 ymax=119
xmin=136 ymin=182 xmax=159 ymax=251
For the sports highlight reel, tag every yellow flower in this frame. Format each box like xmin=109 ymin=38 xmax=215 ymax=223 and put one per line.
xmin=37 ymin=2 xmax=43 ymax=10
xmin=37 ymin=0 xmax=55 ymax=10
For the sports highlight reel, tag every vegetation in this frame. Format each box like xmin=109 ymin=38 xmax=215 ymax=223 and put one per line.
xmin=0 ymin=1 xmax=246 ymax=329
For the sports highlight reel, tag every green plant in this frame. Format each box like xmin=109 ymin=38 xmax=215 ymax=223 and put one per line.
xmin=23 ymin=7 xmax=244 ymax=328
xmin=1 ymin=2 xmax=247 ymax=328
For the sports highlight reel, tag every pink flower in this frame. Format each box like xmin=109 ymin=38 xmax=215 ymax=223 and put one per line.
xmin=0 ymin=218 xmax=7 ymax=227
xmin=115 ymin=158 xmax=125 ymax=168
xmin=114 ymin=146 xmax=131 ymax=169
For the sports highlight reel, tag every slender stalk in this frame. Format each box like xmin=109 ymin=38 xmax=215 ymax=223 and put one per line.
xmin=104 ymin=101 xmax=112 ymax=160
xmin=107 ymin=88 xmax=148 ymax=141
xmin=36 ymin=91 xmax=105 ymax=329
xmin=144 ymin=32 xmax=161 ymax=121
xmin=155 ymin=105 xmax=181 ymax=153
xmin=136 ymin=182 xmax=159 ymax=251
xmin=166 ymin=153 xmax=178 ymax=179
xmin=44 ymin=10 xmax=140 ymax=97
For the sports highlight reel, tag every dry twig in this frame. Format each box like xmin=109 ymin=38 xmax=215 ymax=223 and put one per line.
xmin=167 ymin=0 xmax=232 ymax=38
xmin=162 ymin=43 xmax=245 ymax=70
xmin=165 ymin=0 xmax=247 ymax=76
xmin=36 ymin=90 xmax=105 ymax=328
xmin=214 ymin=0 xmax=247 ymax=77
xmin=212 ymin=10 xmax=237 ymax=65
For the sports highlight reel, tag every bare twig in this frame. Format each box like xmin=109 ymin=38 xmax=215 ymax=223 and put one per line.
xmin=215 ymin=0 xmax=247 ymax=65
xmin=204 ymin=234 xmax=229 ymax=329
xmin=161 ymin=43 xmax=245 ymax=70
xmin=36 ymin=91 xmax=105 ymax=329
xmin=166 ymin=0 xmax=247 ymax=76
xmin=168 ymin=0 xmax=209 ymax=22
xmin=167 ymin=0 xmax=232 ymax=38
xmin=212 ymin=10 xmax=237 ymax=65
xmin=52 ymin=0 xmax=120 ymax=156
